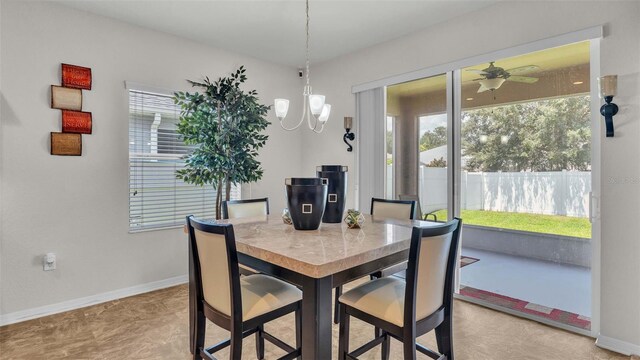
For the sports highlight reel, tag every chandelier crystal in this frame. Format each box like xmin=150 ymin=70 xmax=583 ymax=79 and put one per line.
xmin=275 ymin=0 xmax=330 ymax=133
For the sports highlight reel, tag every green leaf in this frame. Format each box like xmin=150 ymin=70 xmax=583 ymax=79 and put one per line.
xmin=174 ymin=66 xmax=270 ymax=195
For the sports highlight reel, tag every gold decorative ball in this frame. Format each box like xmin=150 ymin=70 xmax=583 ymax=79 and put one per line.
xmin=344 ymin=209 xmax=365 ymax=229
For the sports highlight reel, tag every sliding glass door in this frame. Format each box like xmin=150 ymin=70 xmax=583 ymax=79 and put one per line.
xmin=458 ymin=41 xmax=592 ymax=333
xmin=385 ymin=74 xmax=450 ymax=219
xmin=383 ymin=40 xmax=594 ymax=334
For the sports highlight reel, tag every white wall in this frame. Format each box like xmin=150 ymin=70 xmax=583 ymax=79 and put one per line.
xmin=0 ymin=0 xmax=4 ymax=319
xmin=307 ymin=0 xmax=640 ymax=353
xmin=2 ymin=0 xmax=639 ymax=354
xmin=0 ymin=1 xmax=301 ymax=316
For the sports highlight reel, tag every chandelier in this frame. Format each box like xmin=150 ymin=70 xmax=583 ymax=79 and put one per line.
xmin=274 ymin=0 xmax=330 ymax=133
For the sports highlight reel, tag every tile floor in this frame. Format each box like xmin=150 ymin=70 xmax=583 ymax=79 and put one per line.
xmin=0 ymin=282 xmax=632 ymax=360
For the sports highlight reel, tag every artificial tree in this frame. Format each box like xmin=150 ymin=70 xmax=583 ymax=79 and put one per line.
xmin=174 ymin=66 xmax=270 ymax=219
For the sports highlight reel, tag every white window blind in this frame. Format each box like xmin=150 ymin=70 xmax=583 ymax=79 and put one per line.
xmin=128 ymin=90 xmax=240 ymax=231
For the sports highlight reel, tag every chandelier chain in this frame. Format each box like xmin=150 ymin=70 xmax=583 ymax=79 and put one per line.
xmin=275 ymin=0 xmax=329 ymax=133
xmin=305 ymin=0 xmax=310 ymax=86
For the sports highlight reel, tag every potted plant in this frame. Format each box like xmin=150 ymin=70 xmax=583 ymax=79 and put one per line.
xmin=174 ymin=66 xmax=270 ymax=219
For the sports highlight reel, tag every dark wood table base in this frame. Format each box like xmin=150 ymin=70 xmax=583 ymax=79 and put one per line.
xmin=233 ymin=251 xmax=409 ymax=359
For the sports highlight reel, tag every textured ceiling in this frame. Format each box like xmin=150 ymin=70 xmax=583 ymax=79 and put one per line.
xmin=54 ymin=0 xmax=498 ymax=67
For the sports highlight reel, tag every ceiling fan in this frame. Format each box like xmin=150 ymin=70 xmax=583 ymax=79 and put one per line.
xmin=467 ymin=62 xmax=540 ymax=93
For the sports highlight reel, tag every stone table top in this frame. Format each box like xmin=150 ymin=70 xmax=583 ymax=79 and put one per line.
xmin=199 ymin=214 xmax=442 ymax=278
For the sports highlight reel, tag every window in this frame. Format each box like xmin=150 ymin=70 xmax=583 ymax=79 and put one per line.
xmin=128 ymin=90 xmax=240 ymax=231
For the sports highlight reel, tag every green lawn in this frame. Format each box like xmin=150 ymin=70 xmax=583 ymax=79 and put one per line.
xmin=432 ymin=209 xmax=591 ymax=239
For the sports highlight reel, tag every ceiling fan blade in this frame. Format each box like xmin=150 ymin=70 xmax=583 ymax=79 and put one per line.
xmin=477 ymin=83 xmax=490 ymax=93
xmin=471 ymin=77 xmax=485 ymax=81
xmin=467 ymin=69 xmax=489 ymax=74
xmin=507 ymin=75 xmax=539 ymax=84
xmin=506 ymin=65 xmax=539 ymax=74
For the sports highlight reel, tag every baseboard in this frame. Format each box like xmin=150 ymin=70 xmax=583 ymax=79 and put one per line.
xmin=596 ymin=334 xmax=640 ymax=356
xmin=0 ymin=275 xmax=188 ymax=327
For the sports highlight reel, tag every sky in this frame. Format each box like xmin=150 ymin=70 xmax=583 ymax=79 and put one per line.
xmin=419 ymin=113 xmax=447 ymax=136
xmin=387 ymin=113 xmax=448 ymax=137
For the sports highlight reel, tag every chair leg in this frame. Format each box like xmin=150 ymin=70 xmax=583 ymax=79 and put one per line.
xmin=192 ymin=311 xmax=206 ymax=360
xmin=435 ymin=317 xmax=454 ymax=360
xmin=381 ymin=331 xmax=390 ymax=360
xmin=370 ymin=272 xmax=382 ymax=338
xmin=334 ymin=286 xmax=342 ymax=324
xmin=229 ymin=324 xmax=243 ymax=360
xmin=295 ymin=308 xmax=302 ymax=359
xmin=255 ymin=325 xmax=265 ymax=360
xmin=374 ymin=326 xmax=381 ymax=348
xmin=338 ymin=305 xmax=350 ymax=360
xmin=403 ymin=337 xmax=417 ymax=360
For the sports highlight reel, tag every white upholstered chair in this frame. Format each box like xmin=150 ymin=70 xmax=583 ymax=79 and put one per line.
xmin=222 ymin=198 xmax=269 ymax=219
xmin=221 ymin=198 xmax=270 ymax=277
xmin=374 ymin=194 xmax=446 ymax=281
xmin=333 ymin=197 xmax=417 ymax=324
xmin=399 ymin=194 xmax=442 ymax=222
xmin=187 ymin=215 xmax=302 ymax=360
xmin=370 ymin=197 xmax=417 ymax=221
xmin=338 ymin=218 xmax=462 ymax=360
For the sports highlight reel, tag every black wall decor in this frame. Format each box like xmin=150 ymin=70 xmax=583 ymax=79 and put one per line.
xmin=285 ymin=178 xmax=328 ymax=230
xmin=601 ymin=95 xmax=618 ymax=137
xmin=316 ymin=165 xmax=348 ymax=223
xmin=343 ymin=116 xmax=355 ymax=152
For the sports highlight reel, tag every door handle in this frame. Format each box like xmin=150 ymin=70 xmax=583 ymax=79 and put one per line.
xmin=589 ymin=191 xmax=599 ymax=223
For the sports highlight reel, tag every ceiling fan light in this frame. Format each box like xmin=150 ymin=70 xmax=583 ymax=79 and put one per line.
xmin=479 ymin=78 xmax=506 ymax=91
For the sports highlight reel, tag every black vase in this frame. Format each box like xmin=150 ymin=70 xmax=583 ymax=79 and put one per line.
xmin=316 ymin=165 xmax=348 ymax=223
xmin=285 ymin=178 xmax=328 ymax=230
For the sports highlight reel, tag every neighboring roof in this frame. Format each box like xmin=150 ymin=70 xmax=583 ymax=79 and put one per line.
xmin=420 ymin=145 xmax=447 ymax=166
xmin=419 ymin=145 xmax=468 ymax=168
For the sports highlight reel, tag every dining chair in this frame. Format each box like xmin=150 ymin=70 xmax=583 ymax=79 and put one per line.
xmin=398 ymin=194 xmax=441 ymax=221
xmin=333 ymin=197 xmax=417 ymax=324
xmin=375 ymin=194 xmax=446 ymax=280
xmin=338 ymin=218 xmax=462 ymax=360
xmin=222 ymin=198 xmax=270 ymax=219
xmin=370 ymin=197 xmax=417 ymax=221
xmin=187 ymin=215 xmax=302 ymax=360
xmin=221 ymin=198 xmax=270 ymax=276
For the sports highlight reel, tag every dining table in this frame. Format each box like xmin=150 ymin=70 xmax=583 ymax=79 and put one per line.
xmin=188 ymin=214 xmax=442 ymax=360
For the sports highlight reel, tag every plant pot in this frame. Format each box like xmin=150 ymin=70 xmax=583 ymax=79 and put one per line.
xmin=285 ymin=178 xmax=328 ymax=230
xmin=316 ymin=165 xmax=348 ymax=223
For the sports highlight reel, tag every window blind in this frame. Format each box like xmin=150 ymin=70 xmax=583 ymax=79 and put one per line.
xmin=356 ymin=87 xmax=385 ymax=213
xmin=128 ymin=90 xmax=240 ymax=231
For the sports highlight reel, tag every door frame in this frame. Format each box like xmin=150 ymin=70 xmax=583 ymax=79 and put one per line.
xmin=357 ymin=26 xmax=603 ymax=337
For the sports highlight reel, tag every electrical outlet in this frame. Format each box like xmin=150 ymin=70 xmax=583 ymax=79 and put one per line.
xmin=43 ymin=253 xmax=56 ymax=271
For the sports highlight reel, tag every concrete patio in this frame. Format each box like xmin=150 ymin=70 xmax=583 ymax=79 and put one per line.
xmin=460 ymin=247 xmax=591 ymax=320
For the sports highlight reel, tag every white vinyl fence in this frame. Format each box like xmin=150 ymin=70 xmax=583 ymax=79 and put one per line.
xmin=388 ymin=166 xmax=591 ymax=218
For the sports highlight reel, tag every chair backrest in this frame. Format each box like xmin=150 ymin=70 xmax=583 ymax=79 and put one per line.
xmin=404 ymin=218 xmax=462 ymax=325
xmin=398 ymin=194 xmax=423 ymax=220
xmin=187 ymin=216 xmax=241 ymax=320
xmin=222 ymin=198 xmax=270 ymax=219
xmin=370 ymin=197 xmax=416 ymax=220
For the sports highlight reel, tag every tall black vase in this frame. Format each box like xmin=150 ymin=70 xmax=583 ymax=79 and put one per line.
xmin=316 ymin=165 xmax=348 ymax=223
xmin=285 ymin=178 xmax=328 ymax=230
